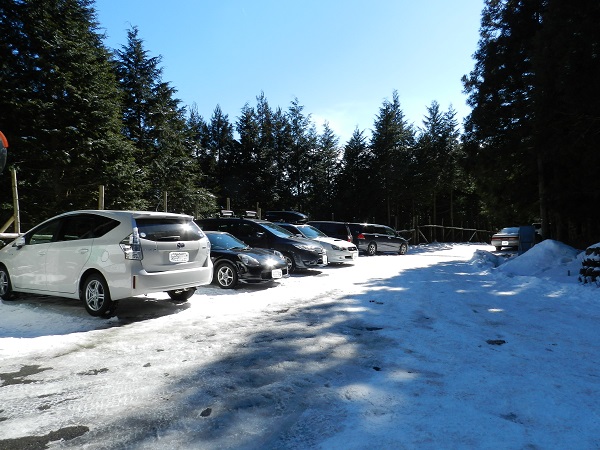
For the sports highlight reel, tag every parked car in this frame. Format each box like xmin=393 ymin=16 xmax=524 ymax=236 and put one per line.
xmin=491 ymin=227 xmax=520 ymax=251
xmin=306 ymin=221 xmax=353 ymax=243
xmin=0 ymin=210 xmax=213 ymax=317
xmin=204 ymin=231 xmax=288 ymax=288
xmin=196 ymin=217 xmax=326 ymax=273
xmin=347 ymin=222 xmax=409 ymax=256
xmin=277 ymin=223 xmax=359 ymax=264
xmin=265 ymin=210 xmax=309 ymax=224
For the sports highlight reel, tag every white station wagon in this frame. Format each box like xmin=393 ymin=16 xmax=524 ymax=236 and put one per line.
xmin=0 ymin=210 xmax=213 ymax=317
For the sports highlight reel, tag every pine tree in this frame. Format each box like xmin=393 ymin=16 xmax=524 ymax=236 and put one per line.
xmin=114 ymin=26 xmax=206 ymax=214
xmin=0 ymin=0 xmax=141 ymax=224
xmin=286 ymin=98 xmax=318 ymax=211
xmin=336 ymin=128 xmax=372 ymax=221
xmin=307 ymin=121 xmax=340 ymax=218
xmin=415 ymin=101 xmax=461 ymax=234
xmin=205 ymin=105 xmax=235 ymax=210
xmin=369 ymin=91 xmax=415 ymax=226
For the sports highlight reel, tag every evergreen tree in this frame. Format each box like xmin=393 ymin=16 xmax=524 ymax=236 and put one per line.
xmin=205 ymin=105 xmax=235 ymax=210
xmin=271 ymin=106 xmax=294 ymax=208
xmin=285 ymin=98 xmax=318 ymax=211
xmin=114 ymin=26 xmax=209 ymax=214
xmin=415 ymin=102 xmax=461 ymax=234
xmin=336 ymin=128 xmax=373 ymax=221
xmin=307 ymin=121 xmax=340 ymax=218
xmin=0 ymin=0 xmax=141 ymax=224
xmin=229 ymin=103 xmax=260 ymax=210
xmin=463 ymin=0 xmax=600 ymax=246
xmin=369 ymin=91 xmax=415 ymax=226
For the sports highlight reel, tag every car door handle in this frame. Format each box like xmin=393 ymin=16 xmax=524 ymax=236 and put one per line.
xmin=79 ymin=249 xmax=89 ymax=254
xmin=38 ymin=251 xmax=47 ymax=256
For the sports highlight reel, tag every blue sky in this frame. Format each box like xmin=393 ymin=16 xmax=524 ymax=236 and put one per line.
xmin=93 ymin=0 xmax=484 ymax=144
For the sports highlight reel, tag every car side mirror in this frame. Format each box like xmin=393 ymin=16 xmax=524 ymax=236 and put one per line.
xmin=13 ymin=236 xmax=25 ymax=248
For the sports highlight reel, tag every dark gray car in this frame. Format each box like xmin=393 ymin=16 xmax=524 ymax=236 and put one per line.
xmin=347 ymin=223 xmax=409 ymax=256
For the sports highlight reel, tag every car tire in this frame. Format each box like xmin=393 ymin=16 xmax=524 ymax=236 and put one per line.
xmin=0 ymin=265 xmax=16 ymax=300
xmin=282 ymin=253 xmax=296 ymax=274
xmin=167 ymin=288 xmax=195 ymax=301
xmin=215 ymin=262 xmax=238 ymax=289
xmin=367 ymin=242 xmax=377 ymax=256
xmin=81 ymin=273 xmax=117 ymax=317
xmin=399 ymin=243 xmax=408 ymax=255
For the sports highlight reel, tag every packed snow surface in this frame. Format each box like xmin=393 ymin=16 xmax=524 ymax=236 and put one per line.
xmin=0 ymin=241 xmax=598 ymax=449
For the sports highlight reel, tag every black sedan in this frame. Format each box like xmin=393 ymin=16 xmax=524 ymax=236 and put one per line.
xmin=205 ymin=231 xmax=289 ymax=289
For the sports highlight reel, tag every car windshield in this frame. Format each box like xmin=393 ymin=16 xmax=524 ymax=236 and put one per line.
xmin=298 ymin=225 xmax=327 ymax=238
xmin=207 ymin=233 xmax=248 ymax=250
xmin=260 ymin=222 xmax=296 ymax=238
xmin=498 ymin=227 xmax=519 ymax=234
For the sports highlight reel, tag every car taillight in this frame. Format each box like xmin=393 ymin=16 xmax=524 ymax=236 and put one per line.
xmin=357 ymin=233 xmax=365 ymax=240
xmin=120 ymin=227 xmax=143 ymax=260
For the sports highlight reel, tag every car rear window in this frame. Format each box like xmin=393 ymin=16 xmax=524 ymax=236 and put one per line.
xmin=136 ymin=218 xmax=204 ymax=242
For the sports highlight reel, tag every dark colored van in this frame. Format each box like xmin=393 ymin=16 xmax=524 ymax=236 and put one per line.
xmin=307 ymin=221 xmax=353 ymax=243
xmin=196 ymin=217 xmax=326 ymax=273
xmin=347 ymin=223 xmax=409 ymax=256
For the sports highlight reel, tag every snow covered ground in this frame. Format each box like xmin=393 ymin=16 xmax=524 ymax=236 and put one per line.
xmin=0 ymin=241 xmax=598 ymax=449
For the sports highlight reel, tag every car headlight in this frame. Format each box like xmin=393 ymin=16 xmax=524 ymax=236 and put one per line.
xmin=331 ymin=244 xmax=343 ymax=251
xmin=239 ymin=254 xmax=260 ymax=266
xmin=273 ymin=250 xmax=284 ymax=259
xmin=293 ymin=244 xmax=319 ymax=252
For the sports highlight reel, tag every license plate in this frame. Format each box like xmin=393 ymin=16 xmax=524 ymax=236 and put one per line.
xmin=272 ymin=269 xmax=283 ymax=279
xmin=169 ymin=251 xmax=189 ymax=263
xmin=352 ymin=253 xmax=357 ymax=260
xmin=322 ymin=255 xmax=328 ymax=265
xmin=501 ymin=241 xmax=509 ymax=246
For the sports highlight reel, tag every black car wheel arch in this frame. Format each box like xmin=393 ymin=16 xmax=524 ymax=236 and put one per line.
xmin=282 ymin=253 xmax=296 ymax=273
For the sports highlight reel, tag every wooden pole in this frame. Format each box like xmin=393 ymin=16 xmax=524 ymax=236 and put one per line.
xmin=98 ymin=185 xmax=105 ymax=210
xmin=11 ymin=167 xmax=20 ymax=233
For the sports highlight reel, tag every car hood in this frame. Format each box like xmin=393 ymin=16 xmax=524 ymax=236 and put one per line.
xmin=312 ymin=236 xmax=354 ymax=248
xmin=211 ymin=247 xmax=285 ymax=262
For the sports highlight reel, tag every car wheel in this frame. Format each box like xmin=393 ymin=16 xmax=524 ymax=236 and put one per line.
xmin=81 ymin=273 xmax=117 ymax=317
xmin=283 ymin=253 xmax=296 ymax=274
xmin=215 ymin=262 xmax=238 ymax=289
xmin=367 ymin=242 xmax=377 ymax=256
xmin=167 ymin=288 xmax=195 ymax=302
xmin=0 ymin=265 xmax=16 ymax=300
xmin=399 ymin=243 xmax=408 ymax=255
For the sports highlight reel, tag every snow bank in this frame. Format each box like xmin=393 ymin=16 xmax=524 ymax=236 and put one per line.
xmin=496 ymin=239 xmax=582 ymax=278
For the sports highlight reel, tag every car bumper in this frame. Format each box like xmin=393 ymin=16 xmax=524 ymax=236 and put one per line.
xmin=294 ymin=250 xmax=327 ymax=269
xmin=112 ymin=265 xmax=214 ymax=299
xmin=239 ymin=264 xmax=289 ymax=283
xmin=327 ymin=249 xmax=359 ymax=264
xmin=491 ymin=238 xmax=519 ymax=248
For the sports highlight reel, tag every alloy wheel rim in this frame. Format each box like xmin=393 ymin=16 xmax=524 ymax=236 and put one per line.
xmin=218 ymin=267 xmax=234 ymax=287
xmin=86 ymin=280 xmax=104 ymax=311
xmin=0 ymin=272 xmax=7 ymax=295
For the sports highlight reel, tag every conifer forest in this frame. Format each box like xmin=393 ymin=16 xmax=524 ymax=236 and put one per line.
xmin=1 ymin=0 xmax=599 ymax=247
